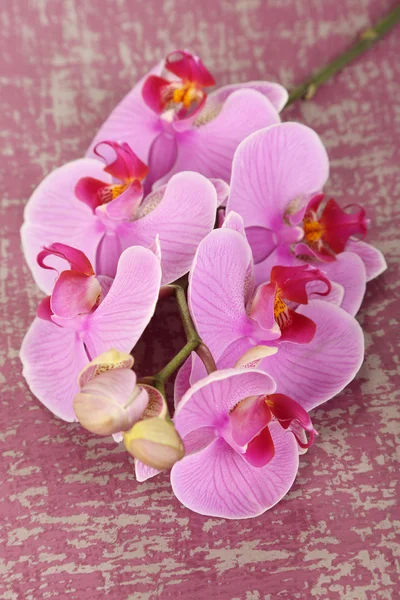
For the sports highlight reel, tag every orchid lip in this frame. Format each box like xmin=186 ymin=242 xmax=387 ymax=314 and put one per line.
xmin=221 ymin=424 xmax=247 ymax=455
xmin=300 ymin=196 xmax=369 ymax=258
xmin=141 ymin=50 xmax=215 ymax=119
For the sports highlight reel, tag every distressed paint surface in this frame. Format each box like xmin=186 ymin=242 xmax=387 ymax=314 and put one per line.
xmin=1 ymin=0 xmax=399 ymax=598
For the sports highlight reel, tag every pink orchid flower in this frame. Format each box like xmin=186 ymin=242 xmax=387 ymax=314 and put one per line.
xmin=86 ymin=49 xmax=287 ymax=190
xmin=188 ymin=222 xmax=364 ymax=412
xmin=20 ymin=243 xmax=161 ymax=422
xmin=170 ymin=369 xmax=305 ymax=519
xmin=226 ymin=122 xmax=387 ymax=316
xmin=138 ymin=348 xmax=316 ymax=486
xmin=21 ymin=140 xmax=217 ymax=294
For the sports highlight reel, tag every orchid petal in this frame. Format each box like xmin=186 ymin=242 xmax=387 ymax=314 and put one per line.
xmin=141 ymin=75 xmax=170 ymax=114
xmin=278 ymin=309 xmax=316 ymax=344
xmin=145 ymin=132 xmax=178 ymax=191
xmin=97 ymin=274 xmax=113 ymax=299
xmin=171 ymin=422 xmax=298 ymax=519
xmin=20 ymin=318 xmax=88 ymax=422
xmin=95 ymin=232 xmax=123 ymax=279
xmin=260 ymin=300 xmax=364 ymax=411
xmin=37 ymin=242 xmax=95 ymax=275
xmin=36 ymin=296 xmax=53 ymax=322
xmin=249 ymin=282 xmax=277 ymax=332
xmin=174 ymin=369 xmax=276 ymax=439
xmin=253 ymin=245 xmax=300 ymax=287
xmin=86 ymin=62 xmax=164 ymax=162
xmin=51 ymin=271 xmax=101 ymax=318
xmin=210 ymin=178 xmax=230 ymax=207
xmin=294 ymin=241 xmax=335 ymax=263
xmin=207 ymin=80 xmax=288 ymax=112
xmin=245 ymin=226 xmax=277 ymax=264
xmin=271 ymin=264 xmax=331 ymax=305
xmin=102 ymin=180 xmax=144 ymax=221
xmin=230 ymin=395 xmax=271 ymax=447
xmin=222 ymin=211 xmax=246 ymax=236
xmin=135 ymin=459 xmax=161 ymax=482
xmin=21 ymin=158 xmax=107 ymax=294
xmin=345 ymin=240 xmax=387 ymax=282
xmin=268 ymin=393 xmax=314 ymax=434
xmin=94 ymin=141 xmax=148 ymax=182
xmin=307 ymin=280 xmax=344 ymax=307
xmin=227 ymin=122 xmax=329 ymax=231
xmin=243 ymin=426 xmax=275 ymax=468
xmin=148 ymin=234 xmax=162 ymax=262
xmin=320 ymin=199 xmax=368 ymax=254
xmin=165 ymin=50 xmax=215 ymax=87
xmin=75 ymin=177 xmax=108 ymax=211
xmin=156 ymin=89 xmax=280 ymax=186
xmin=254 ymin=246 xmax=352 ymax=312
xmin=211 ymin=338 xmax=255 ymax=372
xmin=121 ymin=172 xmax=217 ymax=285
xmin=174 ymin=355 xmax=194 ymax=407
xmin=319 ymin=252 xmax=366 ymax=316
xmin=188 ymin=228 xmax=253 ymax=361
xmin=85 ymin=246 xmax=161 ymax=358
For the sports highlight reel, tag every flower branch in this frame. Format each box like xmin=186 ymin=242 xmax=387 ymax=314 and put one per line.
xmin=141 ymin=281 xmax=216 ymax=394
xmin=20 ymin=40 xmax=390 ymax=518
xmin=286 ymin=4 xmax=400 ymax=106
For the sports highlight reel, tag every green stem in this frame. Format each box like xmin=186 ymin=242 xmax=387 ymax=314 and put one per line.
xmin=151 ymin=284 xmax=216 ymax=386
xmin=196 ymin=342 xmax=217 ymax=375
xmin=173 ymin=284 xmax=199 ymax=341
xmin=286 ymin=5 xmax=400 ymax=106
xmin=157 ymin=338 xmax=200 ymax=382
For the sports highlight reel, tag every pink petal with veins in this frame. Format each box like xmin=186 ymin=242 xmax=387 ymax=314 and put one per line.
xmin=50 ymin=271 xmax=101 ymax=319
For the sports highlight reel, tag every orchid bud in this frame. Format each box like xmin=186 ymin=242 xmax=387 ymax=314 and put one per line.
xmin=139 ymin=384 xmax=168 ymax=420
xmin=123 ymin=417 xmax=184 ymax=470
xmin=73 ymin=350 xmax=148 ymax=436
xmin=78 ymin=348 xmax=134 ymax=387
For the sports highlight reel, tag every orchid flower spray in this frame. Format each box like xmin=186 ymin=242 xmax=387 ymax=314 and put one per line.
xmin=19 ymin=48 xmax=387 ymax=519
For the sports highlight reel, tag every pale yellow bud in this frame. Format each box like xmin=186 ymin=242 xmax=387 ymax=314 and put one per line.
xmin=73 ymin=369 xmax=148 ymax=436
xmin=124 ymin=417 xmax=185 ymax=470
xmin=78 ymin=349 xmax=134 ymax=387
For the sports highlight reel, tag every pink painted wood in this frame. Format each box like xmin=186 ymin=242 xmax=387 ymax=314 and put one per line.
xmin=0 ymin=1 xmax=398 ymax=598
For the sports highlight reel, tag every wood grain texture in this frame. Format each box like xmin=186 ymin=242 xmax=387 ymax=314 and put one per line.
xmin=0 ymin=0 xmax=399 ymax=598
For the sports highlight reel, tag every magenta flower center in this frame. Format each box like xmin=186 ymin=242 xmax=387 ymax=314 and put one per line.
xmin=97 ymin=182 xmax=129 ymax=205
xmin=302 ymin=197 xmax=368 ymax=257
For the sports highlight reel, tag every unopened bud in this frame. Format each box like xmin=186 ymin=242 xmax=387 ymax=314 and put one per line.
xmin=124 ymin=417 xmax=185 ymax=470
xmin=78 ymin=349 xmax=134 ymax=387
xmin=73 ymin=369 xmax=148 ymax=436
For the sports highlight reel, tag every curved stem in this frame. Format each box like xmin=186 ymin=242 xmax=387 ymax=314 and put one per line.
xmin=157 ymin=339 xmax=200 ymax=382
xmin=195 ymin=342 xmax=217 ymax=375
xmin=286 ymin=5 xmax=400 ymax=106
xmin=173 ymin=283 xmax=199 ymax=341
xmin=152 ymin=283 xmax=216 ymax=386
